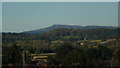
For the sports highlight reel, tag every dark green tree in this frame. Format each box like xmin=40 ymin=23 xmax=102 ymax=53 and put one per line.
xmin=62 ymin=49 xmax=86 ymax=66
xmin=2 ymin=44 xmax=22 ymax=66
xmin=84 ymin=48 xmax=100 ymax=66
xmin=114 ymin=48 xmax=120 ymax=67
xmin=55 ymin=43 xmax=73 ymax=63
xmin=98 ymin=45 xmax=113 ymax=59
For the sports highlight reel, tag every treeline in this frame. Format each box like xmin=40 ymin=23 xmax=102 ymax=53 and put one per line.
xmin=2 ymin=41 xmax=120 ymax=67
xmin=35 ymin=28 xmax=119 ymax=41
xmin=2 ymin=28 xmax=119 ymax=43
xmin=47 ymin=43 xmax=118 ymax=67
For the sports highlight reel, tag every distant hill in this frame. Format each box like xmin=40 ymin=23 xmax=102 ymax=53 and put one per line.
xmin=22 ymin=24 xmax=117 ymax=34
xmin=3 ymin=26 xmax=119 ymax=42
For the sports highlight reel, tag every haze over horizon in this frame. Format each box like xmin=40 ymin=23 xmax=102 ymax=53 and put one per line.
xmin=3 ymin=2 xmax=118 ymax=32
xmin=2 ymin=24 xmax=118 ymax=33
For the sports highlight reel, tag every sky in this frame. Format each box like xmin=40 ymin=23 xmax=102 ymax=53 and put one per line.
xmin=0 ymin=2 xmax=2 ymax=32
xmin=2 ymin=2 xmax=118 ymax=32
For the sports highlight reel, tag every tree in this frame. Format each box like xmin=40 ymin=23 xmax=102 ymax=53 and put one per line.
xmin=98 ymin=45 xmax=113 ymax=59
xmin=2 ymin=44 xmax=22 ymax=66
xmin=24 ymin=50 xmax=31 ymax=64
xmin=84 ymin=48 xmax=100 ymax=66
xmin=47 ymin=55 xmax=59 ymax=65
xmin=114 ymin=48 xmax=120 ymax=66
xmin=62 ymin=49 xmax=86 ymax=66
xmin=55 ymin=43 xmax=73 ymax=63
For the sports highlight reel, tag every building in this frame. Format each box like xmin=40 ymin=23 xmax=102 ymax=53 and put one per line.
xmin=31 ymin=53 xmax=56 ymax=66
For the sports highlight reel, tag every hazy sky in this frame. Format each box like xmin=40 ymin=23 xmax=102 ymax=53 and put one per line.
xmin=0 ymin=2 xmax=2 ymax=32
xmin=2 ymin=2 xmax=118 ymax=32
